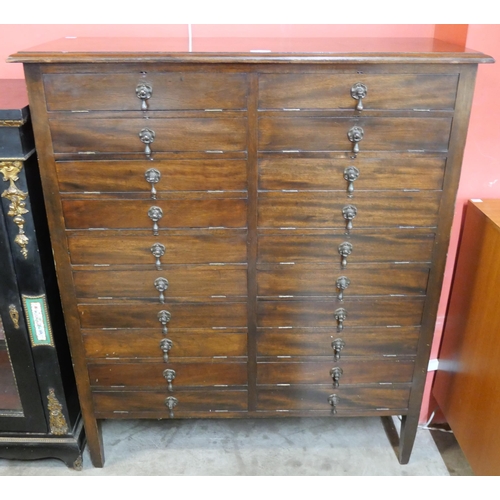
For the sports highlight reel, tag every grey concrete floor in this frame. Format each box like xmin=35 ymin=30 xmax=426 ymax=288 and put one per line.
xmin=0 ymin=416 xmax=452 ymax=475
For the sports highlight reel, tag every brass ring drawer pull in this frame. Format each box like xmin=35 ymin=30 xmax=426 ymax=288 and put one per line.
xmin=350 ymin=82 xmax=367 ymax=111
xmin=145 ymin=168 xmax=161 ymax=199
xmin=136 ymin=83 xmax=153 ymax=111
xmin=165 ymin=396 xmax=178 ymax=418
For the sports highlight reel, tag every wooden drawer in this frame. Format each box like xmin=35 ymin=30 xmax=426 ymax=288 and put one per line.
xmin=259 ymin=157 xmax=445 ymax=191
xmin=256 ymin=327 xmax=420 ymax=357
xmin=258 ymin=191 xmax=440 ymax=229
xmin=258 ymin=229 xmax=435 ymax=264
xmin=257 ymin=359 xmax=415 ymax=385
xmin=44 ymin=72 xmax=248 ymax=111
xmin=73 ymin=266 xmax=247 ymax=300
xmin=50 ymin=117 xmax=247 ymax=154
xmin=257 ymin=297 xmax=425 ymax=328
xmin=67 ymin=229 xmax=247 ymax=265
xmin=62 ymin=198 xmax=247 ymax=229
xmin=257 ymin=263 xmax=429 ymax=297
xmin=77 ymin=302 xmax=248 ymax=329
xmin=57 ymin=159 xmax=248 ymax=193
xmin=259 ymin=116 xmax=452 ymax=152
xmin=258 ymin=73 xmax=458 ymax=110
xmin=93 ymin=389 xmax=248 ymax=415
xmin=88 ymin=360 xmax=247 ymax=388
xmin=83 ymin=328 xmax=247 ymax=359
xmin=256 ymin=385 xmax=410 ymax=412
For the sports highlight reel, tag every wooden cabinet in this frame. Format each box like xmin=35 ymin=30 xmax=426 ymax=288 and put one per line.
xmin=0 ymin=80 xmax=84 ymax=468
xmin=9 ymin=37 xmax=493 ymax=467
xmin=433 ymin=200 xmax=500 ymax=475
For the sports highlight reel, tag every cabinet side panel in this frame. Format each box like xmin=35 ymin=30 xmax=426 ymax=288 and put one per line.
xmin=399 ymin=64 xmax=479 ymax=464
xmin=23 ymin=64 xmax=104 ymax=467
xmin=434 ymin=201 xmax=500 ymax=476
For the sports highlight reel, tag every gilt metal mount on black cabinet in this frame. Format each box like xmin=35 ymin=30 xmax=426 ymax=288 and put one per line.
xmin=0 ymin=80 xmax=85 ymax=469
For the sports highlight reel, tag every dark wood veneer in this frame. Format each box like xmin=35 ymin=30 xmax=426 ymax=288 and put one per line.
xmin=83 ymin=329 xmax=248 ymax=359
xmin=67 ymin=229 xmax=248 ymax=265
xmin=259 ymin=157 xmax=445 ymax=191
xmin=12 ymin=37 xmax=492 ymax=467
xmin=256 ymin=385 xmax=411 ymax=412
xmin=43 ymin=71 xmax=249 ymax=111
xmin=93 ymin=389 xmax=248 ymax=414
xmin=73 ymin=266 xmax=248 ymax=299
xmin=57 ymin=159 xmax=248 ymax=193
xmin=258 ymin=73 xmax=459 ymax=110
xmin=256 ymin=327 xmax=420 ymax=357
xmin=88 ymin=360 xmax=248 ymax=388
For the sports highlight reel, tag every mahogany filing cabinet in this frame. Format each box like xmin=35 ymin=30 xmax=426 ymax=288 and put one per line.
xmin=9 ymin=37 xmax=493 ymax=467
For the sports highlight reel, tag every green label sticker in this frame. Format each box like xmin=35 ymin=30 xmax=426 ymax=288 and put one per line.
xmin=22 ymin=295 xmax=54 ymax=347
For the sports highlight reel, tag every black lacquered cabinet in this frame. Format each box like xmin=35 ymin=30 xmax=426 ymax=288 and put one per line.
xmin=0 ymin=80 xmax=85 ymax=469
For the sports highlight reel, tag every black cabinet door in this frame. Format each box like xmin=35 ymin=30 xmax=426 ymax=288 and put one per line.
xmin=0 ymin=204 xmax=47 ymax=433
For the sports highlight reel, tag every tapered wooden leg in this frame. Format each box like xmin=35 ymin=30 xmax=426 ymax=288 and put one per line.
xmin=381 ymin=415 xmax=419 ymax=465
xmin=84 ymin=416 xmax=105 ymax=467
xmin=398 ymin=414 xmax=418 ymax=465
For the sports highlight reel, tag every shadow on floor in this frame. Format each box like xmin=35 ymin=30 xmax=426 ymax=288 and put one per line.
xmin=428 ymin=424 xmax=474 ymax=476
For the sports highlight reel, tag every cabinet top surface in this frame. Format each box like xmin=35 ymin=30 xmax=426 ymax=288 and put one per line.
xmin=8 ymin=37 xmax=494 ymax=64
xmin=470 ymin=200 xmax=500 ymax=228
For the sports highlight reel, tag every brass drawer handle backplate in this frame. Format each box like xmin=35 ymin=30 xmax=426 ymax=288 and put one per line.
xmin=330 ymin=367 xmax=343 ymax=388
xmin=165 ymin=396 xmax=178 ymax=418
xmin=163 ymin=368 xmax=176 ymax=392
xmin=331 ymin=339 xmax=345 ymax=361
xmin=145 ymin=168 xmax=161 ymax=199
xmin=154 ymin=277 xmax=169 ymax=303
xmin=347 ymin=126 xmax=364 ymax=155
xmin=338 ymin=242 xmax=353 ymax=269
xmin=343 ymin=166 xmax=360 ymax=196
xmin=160 ymin=338 xmax=173 ymax=362
xmin=336 ymin=276 xmax=350 ymax=301
xmin=148 ymin=206 xmax=163 ymax=236
xmin=158 ymin=310 xmax=171 ymax=335
xmin=136 ymin=83 xmax=153 ymax=111
xmin=350 ymin=82 xmax=367 ymax=111
xmin=328 ymin=394 xmax=339 ymax=414
xmin=139 ymin=128 xmax=155 ymax=155
xmin=342 ymin=205 xmax=357 ymax=232
xmin=151 ymin=242 xmax=166 ymax=270
xmin=334 ymin=307 xmax=347 ymax=331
